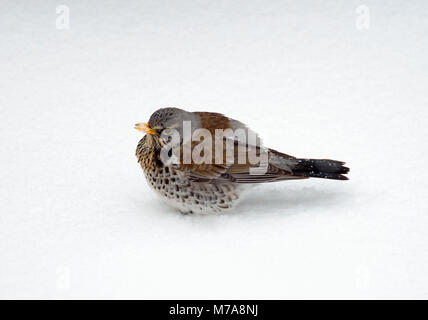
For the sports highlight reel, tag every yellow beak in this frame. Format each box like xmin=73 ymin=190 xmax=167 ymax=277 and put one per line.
xmin=134 ymin=122 xmax=159 ymax=135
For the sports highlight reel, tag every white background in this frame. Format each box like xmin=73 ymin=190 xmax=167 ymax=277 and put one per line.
xmin=1 ymin=0 xmax=427 ymax=299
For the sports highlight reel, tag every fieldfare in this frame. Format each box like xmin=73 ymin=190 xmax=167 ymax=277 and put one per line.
xmin=135 ymin=107 xmax=349 ymax=214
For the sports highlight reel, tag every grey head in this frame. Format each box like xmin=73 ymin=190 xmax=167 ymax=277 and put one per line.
xmin=148 ymin=107 xmax=200 ymax=138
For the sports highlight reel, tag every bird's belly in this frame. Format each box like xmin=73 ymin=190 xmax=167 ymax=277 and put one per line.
xmin=143 ymin=166 xmax=245 ymax=214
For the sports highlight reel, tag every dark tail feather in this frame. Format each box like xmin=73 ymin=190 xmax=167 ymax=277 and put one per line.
xmin=292 ymin=159 xmax=350 ymax=180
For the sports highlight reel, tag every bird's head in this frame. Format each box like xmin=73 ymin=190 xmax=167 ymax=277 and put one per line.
xmin=135 ymin=107 xmax=200 ymax=145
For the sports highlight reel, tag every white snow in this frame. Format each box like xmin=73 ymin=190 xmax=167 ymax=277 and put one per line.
xmin=1 ymin=0 xmax=428 ymax=299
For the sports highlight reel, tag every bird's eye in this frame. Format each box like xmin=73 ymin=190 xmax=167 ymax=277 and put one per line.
xmin=162 ymin=128 xmax=173 ymax=135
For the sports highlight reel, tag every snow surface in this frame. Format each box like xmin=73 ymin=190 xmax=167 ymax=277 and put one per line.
xmin=1 ymin=0 xmax=428 ymax=299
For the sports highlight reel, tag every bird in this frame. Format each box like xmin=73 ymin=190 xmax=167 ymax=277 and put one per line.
xmin=135 ymin=107 xmax=349 ymax=214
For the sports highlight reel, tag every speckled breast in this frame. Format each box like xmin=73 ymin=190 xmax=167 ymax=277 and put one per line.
xmin=136 ymin=135 xmax=244 ymax=214
xmin=142 ymin=165 xmax=242 ymax=214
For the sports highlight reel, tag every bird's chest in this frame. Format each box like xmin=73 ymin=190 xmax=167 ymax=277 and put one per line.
xmin=137 ymin=143 xmax=242 ymax=213
xmin=143 ymin=165 xmax=185 ymax=197
xmin=142 ymin=165 xmax=241 ymax=214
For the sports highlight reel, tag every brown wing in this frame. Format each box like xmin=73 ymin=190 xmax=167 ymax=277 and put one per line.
xmin=161 ymin=111 xmax=306 ymax=184
xmin=172 ymin=139 xmax=306 ymax=184
xmin=164 ymin=111 xmax=348 ymax=182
